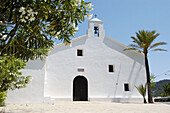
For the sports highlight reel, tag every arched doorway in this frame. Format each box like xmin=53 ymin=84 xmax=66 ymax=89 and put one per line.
xmin=73 ymin=76 xmax=88 ymax=101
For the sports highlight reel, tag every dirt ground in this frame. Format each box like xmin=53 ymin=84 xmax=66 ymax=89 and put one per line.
xmin=1 ymin=102 xmax=170 ymax=113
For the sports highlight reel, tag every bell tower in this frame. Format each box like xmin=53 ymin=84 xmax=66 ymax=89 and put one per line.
xmin=87 ymin=17 xmax=105 ymax=38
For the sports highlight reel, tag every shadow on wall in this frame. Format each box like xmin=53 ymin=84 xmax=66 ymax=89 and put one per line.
xmin=110 ymin=62 xmax=143 ymax=100
xmin=24 ymin=59 xmax=45 ymax=70
xmin=103 ymin=36 xmax=144 ymax=65
xmin=104 ymin=36 xmax=145 ymax=100
xmin=122 ymin=61 xmax=143 ymax=99
xmin=113 ymin=64 xmax=121 ymax=97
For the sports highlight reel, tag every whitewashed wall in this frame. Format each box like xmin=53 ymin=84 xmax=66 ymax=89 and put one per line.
xmin=6 ymin=60 xmax=46 ymax=104
xmin=45 ymin=34 xmax=146 ymax=102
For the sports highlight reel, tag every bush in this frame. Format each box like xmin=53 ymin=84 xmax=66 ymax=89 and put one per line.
xmin=0 ymin=56 xmax=31 ymax=106
xmin=0 ymin=91 xmax=8 ymax=107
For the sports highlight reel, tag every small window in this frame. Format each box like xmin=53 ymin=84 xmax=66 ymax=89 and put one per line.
xmin=77 ymin=49 xmax=83 ymax=56
xmin=124 ymin=83 xmax=130 ymax=91
xmin=108 ymin=65 xmax=114 ymax=72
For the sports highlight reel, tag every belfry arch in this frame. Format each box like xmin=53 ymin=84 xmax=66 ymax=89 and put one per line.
xmin=94 ymin=24 xmax=99 ymax=37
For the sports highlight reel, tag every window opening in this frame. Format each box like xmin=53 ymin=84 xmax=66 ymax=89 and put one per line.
xmin=124 ymin=83 xmax=130 ymax=91
xmin=109 ymin=65 xmax=114 ymax=72
xmin=77 ymin=49 xmax=83 ymax=56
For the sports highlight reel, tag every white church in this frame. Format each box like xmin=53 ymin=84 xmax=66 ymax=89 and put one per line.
xmin=6 ymin=18 xmax=146 ymax=103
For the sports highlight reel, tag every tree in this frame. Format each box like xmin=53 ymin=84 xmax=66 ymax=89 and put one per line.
xmin=151 ymin=80 xmax=170 ymax=97
xmin=0 ymin=56 xmax=31 ymax=106
xmin=0 ymin=0 xmax=93 ymax=60
xmin=161 ymin=83 xmax=170 ymax=97
xmin=136 ymin=84 xmax=147 ymax=103
xmin=124 ymin=30 xmax=167 ymax=103
xmin=0 ymin=90 xmax=7 ymax=106
xmin=150 ymin=74 xmax=156 ymax=90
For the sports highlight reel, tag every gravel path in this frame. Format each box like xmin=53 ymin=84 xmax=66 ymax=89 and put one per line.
xmin=1 ymin=102 xmax=170 ymax=113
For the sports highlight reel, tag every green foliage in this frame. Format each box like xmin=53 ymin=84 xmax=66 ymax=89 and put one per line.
xmin=124 ymin=30 xmax=167 ymax=54
xmin=136 ymin=83 xmax=147 ymax=103
xmin=0 ymin=56 xmax=31 ymax=105
xmin=0 ymin=91 xmax=7 ymax=107
xmin=150 ymin=74 xmax=156 ymax=89
xmin=0 ymin=56 xmax=31 ymax=91
xmin=136 ymin=84 xmax=147 ymax=97
xmin=0 ymin=0 xmax=93 ymax=60
xmin=151 ymin=80 xmax=170 ymax=97
xmin=160 ymin=83 xmax=170 ymax=97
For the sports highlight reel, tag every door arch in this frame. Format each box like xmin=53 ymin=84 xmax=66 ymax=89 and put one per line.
xmin=73 ymin=76 xmax=88 ymax=101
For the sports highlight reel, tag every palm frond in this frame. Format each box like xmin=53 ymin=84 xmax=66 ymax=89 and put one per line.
xmin=129 ymin=44 xmax=141 ymax=49
xmin=148 ymin=30 xmax=156 ymax=38
xmin=135 ymin=83 xmax=147 ymax=97
xmin=151 ymin=48 xmax=167 ymax=52
xmin=131 ymin=36 xmax=140 ymax=45
xmin=142 ymin=30 xmax=147 ymax=43
xmin=137 ymin=50 xmax=142 ymax=53
xmin=123 ymin=47 xmax=137 ymax=51
xmin=136 ymin=32 xmax=143 ymax=43
xmin=148 ymin=32 xmax=160 ymax=45
xmin=149 ymin=42 xmax=167 ymax=50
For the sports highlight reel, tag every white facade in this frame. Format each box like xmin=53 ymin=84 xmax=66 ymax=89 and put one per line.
xmin=6 ymin=18 xmax=146 ymax=103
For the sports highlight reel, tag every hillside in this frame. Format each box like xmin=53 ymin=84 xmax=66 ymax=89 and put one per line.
xmin=152 ymin=79 xmax=170 ymax=97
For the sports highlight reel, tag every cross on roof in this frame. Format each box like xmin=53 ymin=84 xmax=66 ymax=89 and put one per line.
xmin=94 ymin=14 xmax=97 ymax=18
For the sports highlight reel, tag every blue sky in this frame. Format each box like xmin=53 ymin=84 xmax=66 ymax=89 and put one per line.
xmin=73 ymin=0 xmax=170 ymax=82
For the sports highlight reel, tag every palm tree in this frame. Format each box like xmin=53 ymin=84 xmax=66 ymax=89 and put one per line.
xmin=135 ymin=84 xmax=147 ymax=103
xmin=124 ymin=30 xmax=167 ymax=103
